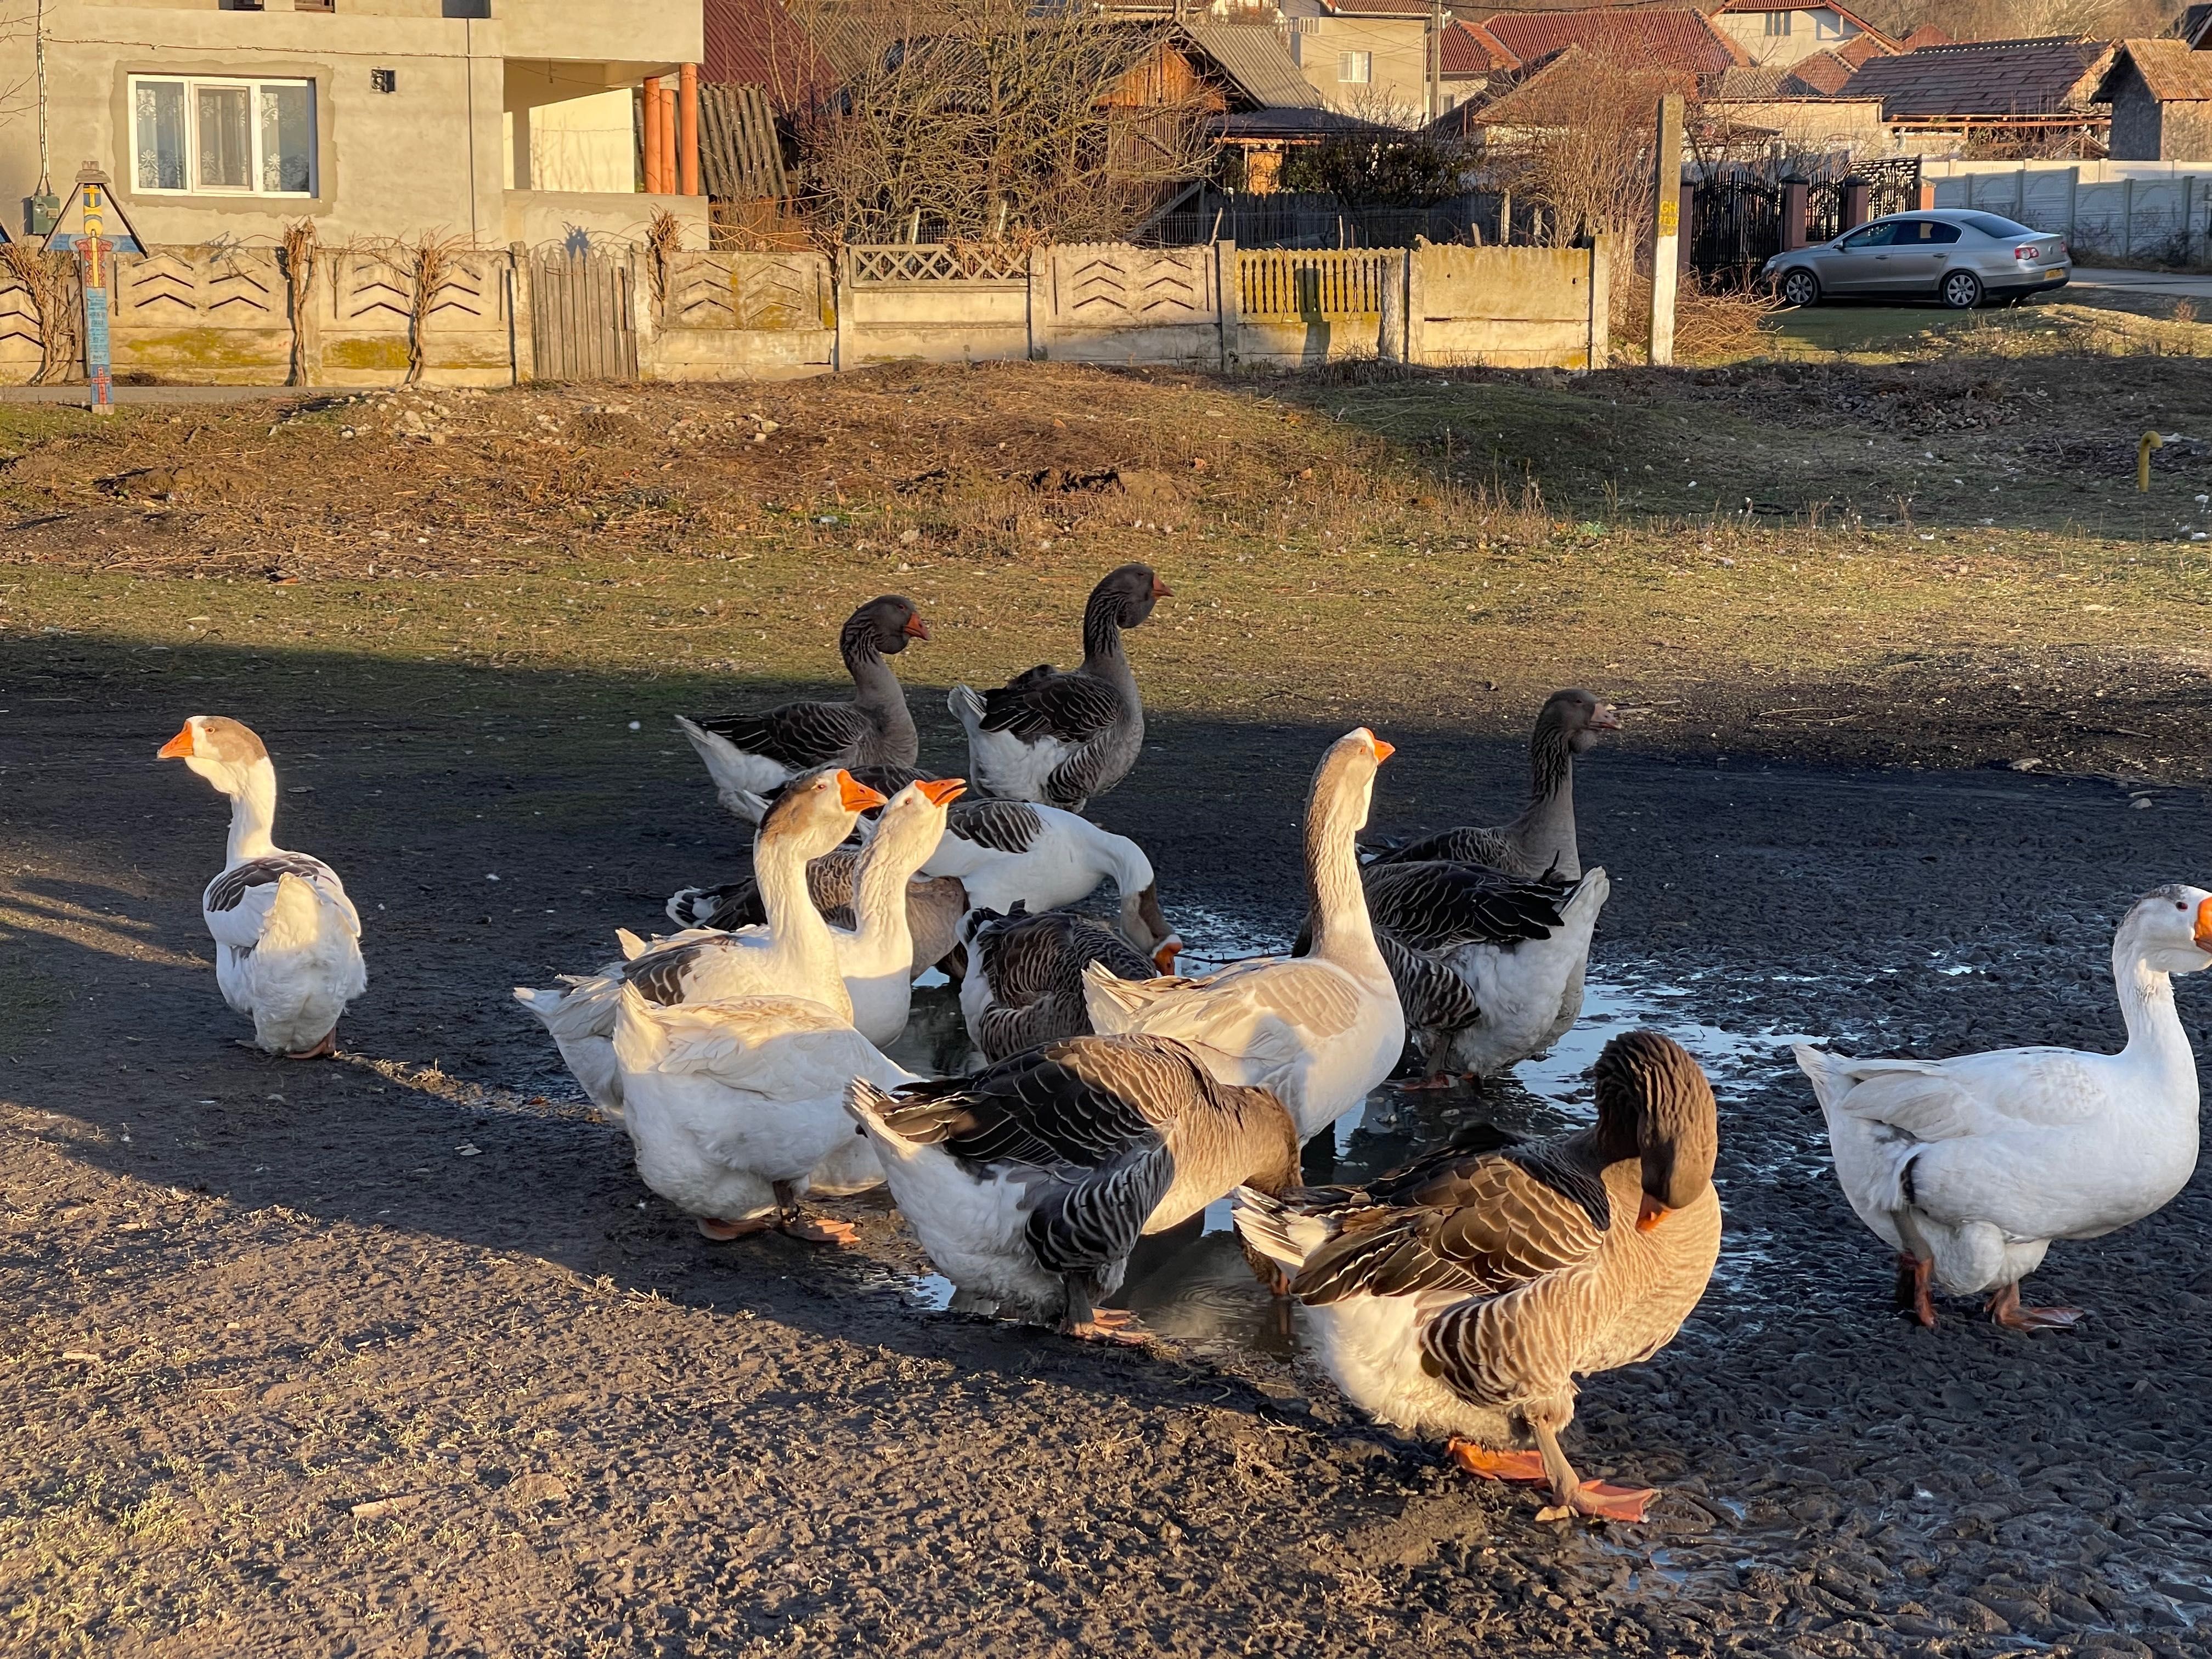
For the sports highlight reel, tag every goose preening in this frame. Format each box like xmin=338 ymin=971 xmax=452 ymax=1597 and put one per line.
xmin=616 ymin=983 xmax=912 ymax=1244
xmin=958 ymin=903 xmax=1160 ymax=1064
xmin=1796 ymin=885 xmax=2212 ymax=1331
xmin=845 ymin=1034 xmax=1300 ymax=1337
xmin=1082 ymin=729 xmax=1404 ymax=1142
xmin=515 ymin=768 xmax=893 ymax=1115
xmin=159 ymin=715 xmax=366 ymax=1058
xmin=677 ymin=595 xmax=927 ymax=819
xmin=1235 ymin=1031 xmax=1720 ymax=1523
xmin=1360 ymin=862 xmax=1611 ymax=1086
xmin=911 ymin=798 xmax=1182 ymax=969
xmin=949 ymin=562 xmax=1167 ymax=811
xmin=1366 ymin=690 xmax=1619 ymax=881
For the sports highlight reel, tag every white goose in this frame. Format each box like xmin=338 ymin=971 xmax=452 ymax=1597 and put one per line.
xmin=901 ymin=798 xmax=1182 ymax=970
xmin=160 ymin=715 xmax=366 ymax=1058
xmin=1082 ymin=729 xmax=1406 ymax=1142
xmin=514 ymin=769 xmax=894 ymax=1117
xmin=1797 ymin=884 xmax=2212 ymax=1330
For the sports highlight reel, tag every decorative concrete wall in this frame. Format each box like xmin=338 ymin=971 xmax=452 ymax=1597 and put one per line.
xmin=0 ymin=236 xmax=1611 ymax=387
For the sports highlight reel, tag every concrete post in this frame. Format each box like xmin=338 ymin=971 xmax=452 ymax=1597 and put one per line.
xmin=1782 ymin=179 xmax=1809 ymax=250
xmin=1406 ymin=241 xmax=1426 ymax=365
xmin=1588 ymin=235 xmax=1612 ymax=372
xmin=1027 ymin=245 xmax=1046 ymax=361
xmin=2124 ymin=177 xmax=2136 ymax=257
xmin=507 ymin=241 xmax=533 ymax=384
xmin=1648 ymin=93 xmax=1683 ymax=367
xmin=1216 ymin=239 xmax=1239 ymax=370
xmin=834 ymin=244 xmax=854 ymax=373
xmin=631 ymin=246 xmax=657 ymax=379
xmin=1915 ymin=182 xmax=1936 ymax=211
xmin=1379 ymin=247 xmax=1406 ymax=363
xmin=1841 ymin=177 xmax=1871 ymax=230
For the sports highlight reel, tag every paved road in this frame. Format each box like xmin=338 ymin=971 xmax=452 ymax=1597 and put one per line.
xmin=2067 ymin=265 xmax=2212 ymax=300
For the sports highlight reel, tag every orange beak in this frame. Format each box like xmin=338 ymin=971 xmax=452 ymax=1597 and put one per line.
xmin=1636 ymin=1194 xmax=1671 ymax=1234
xmin=1370 ymin=736 xmax=1395 ymax=763
xmin=2195 ymin=896 xmax=2212 ymax=955
xmin=157 ymin=724 xmax=195 ymax=759
xmin=916 ymin=777 xmax=967 ymax=806
xmin=1151 ymin=576 xmax=1173 ymax=599
xmin=1152 ymin=936 xmax=1183 ymax=973
xmin=903 ymin=614 xmax=930 ymax=640
xmin=836 ymin=772 xmax=890 ymax=813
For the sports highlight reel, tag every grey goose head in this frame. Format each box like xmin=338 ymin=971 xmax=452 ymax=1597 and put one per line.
xmin=1090 ymin=562 xmax=1171 ymax=632
xmin=1590 ymin=1030 xmax=1718 ymax=1233
xmin=1539 ymin=689 xmax=1622 ymax=758
xmin=841 ymin=594 xmax=930 ymax=662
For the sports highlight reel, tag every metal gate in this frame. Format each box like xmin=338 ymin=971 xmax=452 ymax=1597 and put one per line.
xmin=529 ymin=250 xmax=637 ymax=381
xmin=1690 ymin=156 xmax=1922 ymax=286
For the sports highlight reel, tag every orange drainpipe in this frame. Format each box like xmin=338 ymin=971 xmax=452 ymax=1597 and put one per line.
xmin=678 ymin=64 xmax=701 ymax=197
xmin=662 ymin=84 xmax=680 ymax=197
xmin=642 ymin=76 xmax=665 ymax=193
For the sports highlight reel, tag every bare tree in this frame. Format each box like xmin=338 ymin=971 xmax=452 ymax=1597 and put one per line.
xmin=1479 ymin=46 xmax=1684 ymax=247
xmin=1854 ymin=0 xmax=2183 ymax=39
xmin=786 ymin=0 xmax=1217 ymax=248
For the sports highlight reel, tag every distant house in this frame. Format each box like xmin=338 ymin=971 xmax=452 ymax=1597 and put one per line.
xmin=1279 ymin=0 xmax=1436 ymax=121
xmin=1843 ymin=36 xmax=2115 ymax=156
xmin=0 ymin=1 xmax=708 ymax=247
xmin=1704 ymin=3 xmax=1892 ymax=70
xmin=1476 ymin=7 xmax=1745 ymax=80
xmin=1440 ymin=20 xmax=1521 ymax=112
xmin=2094 ymin=40 xmax=2212 ymax=162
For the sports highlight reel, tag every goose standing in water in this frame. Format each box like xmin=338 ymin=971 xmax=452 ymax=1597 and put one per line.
xmin=1367 ymin=689 xmax=1619 ymax=880
xmin=1235 ymin=1031 xmax=1720 ymax=1523
xmin=1797 ymin=885 xmax=2212 ymax=1330
xmin=1083 ymin=729 xmax=1404 ymax=1142
xmin=847 ymin=1034 xmax=1300 ymax=1337
xmin=160 ymin=716 xmax=366 ymax=1058
xmin=678 ymin=595 xmax=927 ymax=819
xmin=957 ymin=904 xmax=1161 ymax=1064
xmin=950 ymin=562 xmax=1168 ymax=811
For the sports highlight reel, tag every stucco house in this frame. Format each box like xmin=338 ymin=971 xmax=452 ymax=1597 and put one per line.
xmin=1279 ymin=0 xmax=1434 ymax=121
xmin=1704 ymin=3 xmax=1891 ymax=70
xmin=1 ymin=1 xmax=706 ymax=249
xmin=2094 ymin=38 xmax=2212 ymax=162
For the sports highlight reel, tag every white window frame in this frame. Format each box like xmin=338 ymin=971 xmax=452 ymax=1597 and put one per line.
xmin=1338 ymin=50 xmax=1373 ymax=84
xmin=128 ymin=74 xmax=318 ymax=198
xmin=1763 ymin=10 xmax=1793 ymax=36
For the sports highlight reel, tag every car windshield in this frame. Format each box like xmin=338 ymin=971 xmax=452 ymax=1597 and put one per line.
xmin=1958 ymin=212 xmax=2036 ymax=240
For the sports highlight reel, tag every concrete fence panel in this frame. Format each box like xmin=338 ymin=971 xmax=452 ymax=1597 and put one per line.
xmin=1413 ymin=244 xmax=1607 ymax=370
xmin=1034 ymin=243 xmax=1220 ymax=366
xmin=651 ymin=249 xmax=836 ymax=380
xmin=0 ymin=268 xmax=49 ymax=381
xmin=1236 ymin=249 xmax=1389 ymax=367
xmin=107 ymin=248 xmax=292 ymax=384
xmin=838 ymin=244 xmax=1030 ymax=368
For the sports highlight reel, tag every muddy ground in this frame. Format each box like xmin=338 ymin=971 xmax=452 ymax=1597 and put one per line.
xmin=4 ymin=619 xmax=2211 ymax=1658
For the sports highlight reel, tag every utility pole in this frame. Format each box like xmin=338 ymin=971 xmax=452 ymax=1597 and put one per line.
xmin=1429 ymin=0 xmax=1442 ymax=124
xmin=1649 ymin=92 xmax=1683 ymax=368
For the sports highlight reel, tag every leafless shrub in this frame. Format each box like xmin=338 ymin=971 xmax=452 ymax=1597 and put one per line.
xmin=787 ymin=0 xmax=1217 ymax=248
xmin=1479 ymin=46 xmax=1685 ymax=249
xmin=0 ymin=242 xmax=79 ymax=385
xmin=646 ymin=207 xmax=685 ymax=307
xmin=280 ymin=218 xmax=319 ymax=387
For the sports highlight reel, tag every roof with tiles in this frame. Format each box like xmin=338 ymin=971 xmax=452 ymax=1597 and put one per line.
xmin=1844 ymin=36 xmax=2115 ymax=120
xmin=2095 ymin=38 xmax=2212 ymax=104
xmin=1441 ymin=18 xmax=1522 ymax=75
xmin=1476 ymin=5 xmax=1745 ymax=76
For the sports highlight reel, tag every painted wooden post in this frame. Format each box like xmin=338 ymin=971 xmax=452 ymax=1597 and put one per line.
xmin=1648 ymin=94 xmax=1683 ymax=367
xmin=76 ymin=172 xmax=113 ymax=413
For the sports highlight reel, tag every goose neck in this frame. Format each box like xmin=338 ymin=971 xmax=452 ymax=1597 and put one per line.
xmin=225 ymin=760 xmax=280 ymax=864
xmin=1079 ymin=599 xmax=1135 ymax=687
xmin=756 ymin=820 xmax=850 ymax=1007
xmin=2115 ymin=945 xmax=2197 ymax=1088
xmin=852 ymin=825 xmax=927 ymax=943
xmin=1506 ymin=719 xmax=1578 ymax=877
xmin=1305 ymin=773 xmax=1383 ymax=972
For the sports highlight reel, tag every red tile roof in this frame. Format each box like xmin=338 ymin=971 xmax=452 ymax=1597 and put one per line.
xmin=1441 ymin=18 xmax=1521 ymax=76
xmin=702 ymin=0 xmax=840 ymax=111
xmin=1322 ymin=0 xmax=1434 ymax=13
xmin=1782 ymin=46 xmax=1860 ymax=94
xmin=1834 ymin=31 xmax=1894 ymax=67
xmin=1899 ymin=25 xmax=1953 ymax=49
xmin=1477 ymin=6 xmax=1745 ymax=77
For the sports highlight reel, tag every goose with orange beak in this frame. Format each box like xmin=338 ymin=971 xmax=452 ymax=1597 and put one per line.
xmin=158 ymin=715 xmax=366 ymax=1059
xmin=1799 ymin=884 xmax=2212 ymax=1331
xmin=1235 ymin=1031 xmax=1720 ymax=1526
xmin=517 ymin=769 xmax=924 ymax=1122
xmin=1082 ymin=729 xmax=1404 ymax=1142
xmin=600 ymin=770 xmax=919 ymax=1246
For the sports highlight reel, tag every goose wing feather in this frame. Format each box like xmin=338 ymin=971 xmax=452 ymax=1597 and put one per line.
xmin=1373 ymin=928 xmax=1484 ymax=1034
xmin=945 ymin=799 xmax=1048 ymax=854
xmin=978 ymin=667 xmax=1124 ymax=745
xmin=692 ymin=702 xmax=872 ymax=769
xmin=1366 ymin=826 xmax=1516 ymax=870
xmin=1361 ymin=862 xmax=1571 ymax=954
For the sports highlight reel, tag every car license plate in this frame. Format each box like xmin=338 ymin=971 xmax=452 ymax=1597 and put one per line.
xmin=2046 ymin=268 xmax=2063 ymax=279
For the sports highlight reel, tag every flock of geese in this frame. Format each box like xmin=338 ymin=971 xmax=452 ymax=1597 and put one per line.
xmin=157 ymin=561 xmax=2212 ymax=1527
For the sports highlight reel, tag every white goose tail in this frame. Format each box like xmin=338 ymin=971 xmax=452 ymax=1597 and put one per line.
xmin=1079 ymin=957 xmax=1187 ymax=1034
xmin=948 ymin=684 xmax=987 ymax=743
xmin=1229 ymin=1186 xmax=1333 ymax=1276
xmin=676 ymin=716 xmax=778 ymax=823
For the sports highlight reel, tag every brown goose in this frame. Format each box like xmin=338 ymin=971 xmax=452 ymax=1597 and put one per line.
xmin=1367 ymin=689 xmax=1618 ymax=881
xmin=847 ymin=1034 xmax=1300 ymax=1338
xmin=956 ymin=903 xmax=1165 ymax=1064
xmin=678 ymin=596 xmax=928 ymax=820
xmin=1235 ymin=1031 xmax=1720 ymax=1524
xmin=948 ymin=562 xmax=1169 ymax=811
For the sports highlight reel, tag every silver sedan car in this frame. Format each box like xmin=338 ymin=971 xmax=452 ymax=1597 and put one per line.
xmin=1764 ymin=210 xmax=2071 ymax=309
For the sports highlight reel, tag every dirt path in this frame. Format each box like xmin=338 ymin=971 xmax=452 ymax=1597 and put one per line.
xmin=4 ymin=625 xmax=2209 ymax=1659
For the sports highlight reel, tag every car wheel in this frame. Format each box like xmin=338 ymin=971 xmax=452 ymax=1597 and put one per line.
xmin=1941 ymin=270 xmax=1983 ymax=311
xmin=1780 ymin=268 xmax=1820 ymax=308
